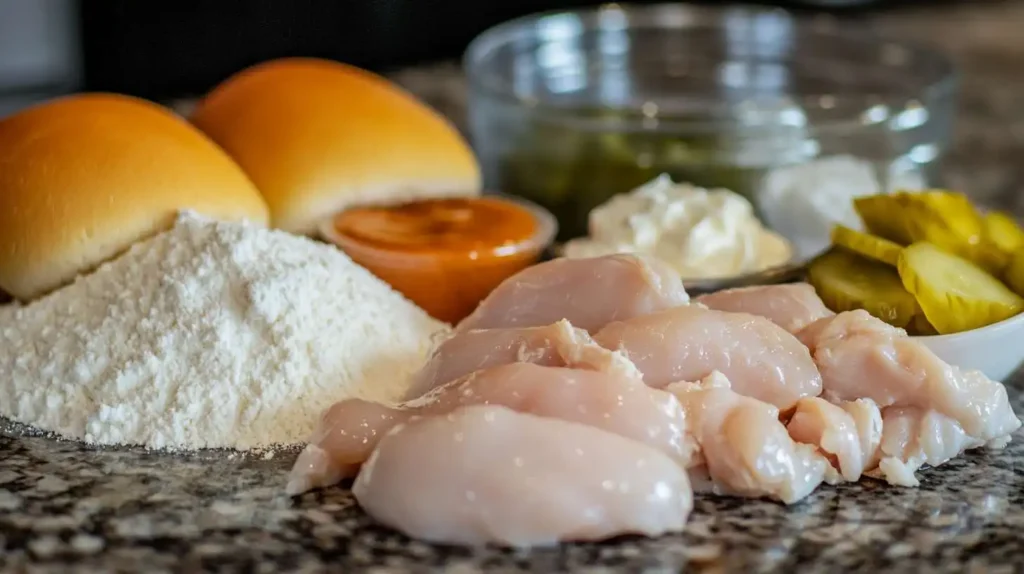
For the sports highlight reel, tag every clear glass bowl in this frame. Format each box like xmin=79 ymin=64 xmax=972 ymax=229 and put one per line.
xmin=463 ymin=3 xmax=958 ymax=257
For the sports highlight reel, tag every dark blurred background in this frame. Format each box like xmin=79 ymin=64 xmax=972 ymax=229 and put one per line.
xmin=0 ymin=0 xmax=961 ymax=112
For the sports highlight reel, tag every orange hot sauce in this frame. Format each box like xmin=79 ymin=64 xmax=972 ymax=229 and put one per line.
xmin=324 ymin=196 xmax=556 ymax=324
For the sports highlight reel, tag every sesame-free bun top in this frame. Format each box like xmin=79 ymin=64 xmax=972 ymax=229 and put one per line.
xmin=0 ymin=93 xmax=269 ymax=301
xmin=190 ymin=58 xmax=482 ymax=235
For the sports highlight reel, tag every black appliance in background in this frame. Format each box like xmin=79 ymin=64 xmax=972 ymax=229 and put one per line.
xmin=78 ymin=0 xmax=950 ymax=103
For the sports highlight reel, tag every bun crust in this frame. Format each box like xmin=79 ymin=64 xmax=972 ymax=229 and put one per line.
xmin=191 ymin=58 xmax=481 ymax=235
xmin=0 ymin=93 xmax=269 ymax=300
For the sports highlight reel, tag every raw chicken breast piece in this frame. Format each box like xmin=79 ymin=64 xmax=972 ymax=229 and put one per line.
xmin=456 ymin=254 xmax=690 ymax=334
xmin=800 ymin=310 xmax=1021 ymax=444
xmin=287 ymin=362 xmax=695 ymax=495
xmin=594 ymin=304 xmax=822 ymax=410
xmin=695 ymin=283 xmax=835 ymax=335
xmin=667 ymin=372 xmax=831 ymax=504
xmin=868 ymin=407 xmax=987 ymax=487
xmin=787 ymin=397 xmax=882 ymax=481
xmin=352 ymin=405 xmax=693 ymax=547
xmin=404 ymin=319 xmax=639 ymax=400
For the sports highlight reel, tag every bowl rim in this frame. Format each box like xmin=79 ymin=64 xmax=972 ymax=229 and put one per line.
xmin=462 ymin=2 xmax=958 ymax=133
xmin=318 ymin=193 xmax=559 ymax=261
xmin=910 ymin=307 xmax=1024 ymax=343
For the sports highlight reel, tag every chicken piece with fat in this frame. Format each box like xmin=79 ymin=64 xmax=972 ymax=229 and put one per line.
xmin=594 ymin=304 xmax=822 ymax=410
xmin=456 ymin=254 xmax=690 ymax=334
xmin=287 ymin=362 xmax=694 ymax=495
xmin=666 ymin=372 xmax=831 ymax=504
xmin=869 ymin=407 xmax=990 ymax=487
xmin=404 ymin=319 xmax=639 ymax=400
xmin=799 ymin=310 xmax=1021 ymax=446
xmin=787 ymin=397 xmax=882 ymax=482
xmin=352 ymin=405 xmax=693 ymax=547
xmin=695 ymin=283 xmax=835 ymax=335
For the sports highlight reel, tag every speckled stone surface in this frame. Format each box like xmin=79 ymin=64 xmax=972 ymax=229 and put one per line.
xmin=3 ymin=394 xmax=1024 ymax=574
xmin=6 ymin=3 xmax=1024 ymax=573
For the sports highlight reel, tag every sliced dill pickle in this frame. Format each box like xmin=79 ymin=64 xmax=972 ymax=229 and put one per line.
xmin=897 ymin=190 xmax=982 ymax=244
xmin=857 ymin=190 xmax=1005 ymax=273
xmin=831 ymin=224 xmax=902 ymax=266
xmin=897 ymin=242 xmax=1024 ymax=334
xmin=1005 ymin=248 xmax=1024 ymax=299
xmin=983 ymin=211 xmax=1024 ymax=256
xmin=807 ymin=249 xmax=918 ymax=329
xmin=853 ymin=194 xmax=914 ymax=244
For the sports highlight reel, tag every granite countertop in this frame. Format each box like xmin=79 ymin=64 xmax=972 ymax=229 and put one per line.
xmin=5 ymin=3 xmax=1024 ymax=573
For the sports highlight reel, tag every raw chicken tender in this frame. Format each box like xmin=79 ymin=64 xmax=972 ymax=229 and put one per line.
xmin=404 ymin=319 xmax=638 ymax=400
xmin=869 ymin=407 xmax=989 ymax=487
xmin=352 ymin=405 xmax=693 ymax=547
xmin=595 ymin=304 xmax=822 ymax=410
xmin=287 ymin=362 xmax=694 ymax=495
xmin=667 ymin=373 xmax=831 ymax=504
xmin=800 ymin=310 xmax=1021 ymax=445
xmin=695 ymin=283 xmax=835 ymax=335
xmin=787 ymin=397 xmax=882 ymax=481
xmin=456 ymin=254 xmax=690 ymax=333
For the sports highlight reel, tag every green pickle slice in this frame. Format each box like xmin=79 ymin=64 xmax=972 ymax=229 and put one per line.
xmin=1001 ymin=248 xmax=1024 ymax=299
xmin=855 ymin=191 xmax=1007 ymax=273
xmin=807 ymin=249 xmax=919 ymax=330
xmin=897 ymin=242 xmax=1024 ymax=334
xmin=831 ymin=224 xmax=902 ymax=266
xmin=983 ymin=211 xmax=1024 ymax=256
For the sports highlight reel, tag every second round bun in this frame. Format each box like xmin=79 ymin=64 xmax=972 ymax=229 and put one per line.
xmin=0 ymin=93 xmax=269 ymax=301
xmin=190 ymin=58 xmax=482 ymax=235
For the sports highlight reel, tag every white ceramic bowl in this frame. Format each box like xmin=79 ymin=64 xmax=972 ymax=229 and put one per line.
xmin=913 ymin=312 xmax=1024 ymax=383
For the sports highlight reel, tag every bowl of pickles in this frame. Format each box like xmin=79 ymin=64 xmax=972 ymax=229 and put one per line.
xmin=806 ymin=190 xmax=1024 ymax=381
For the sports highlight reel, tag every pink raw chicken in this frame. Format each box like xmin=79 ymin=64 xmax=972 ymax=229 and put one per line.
xmin=787 ymin=397 xmax=883 ymax=482
xmin=868 ymin=407 xmax=992 ymax=487
xmin=594 ymin=304 xmax=822 ymax=411
xmin=352 ymin=405 xmax=693 ymax=547
xmin=695 ymin=283 xmax=835 ymax=335
xmin=455 ymin=254 xmax=690 ymax=334
xmin=666 ymin=372 xmax=831 ymax=504
xmin=287 ymin=362 xmax=695 ymax=495
xmin=403 ymin=319 xmax=639 ymax=400
xmin=798 ymin=310 xmax=1021 ymax=446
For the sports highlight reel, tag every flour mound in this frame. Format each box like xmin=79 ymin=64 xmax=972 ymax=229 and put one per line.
xmin=0 ymin=212 xmax=447 ymax=450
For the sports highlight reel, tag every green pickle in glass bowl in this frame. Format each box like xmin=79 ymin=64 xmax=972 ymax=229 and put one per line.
xmin=496 ymin=108 xmax=766 ymax=241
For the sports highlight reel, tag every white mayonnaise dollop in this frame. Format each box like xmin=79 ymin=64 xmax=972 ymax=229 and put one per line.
xmin=562 ymin=175 xmax=793 ymax=280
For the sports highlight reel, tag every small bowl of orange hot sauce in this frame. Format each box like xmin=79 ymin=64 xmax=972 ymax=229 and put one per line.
xmin=320 ymin=195 xmax=558 ymax=324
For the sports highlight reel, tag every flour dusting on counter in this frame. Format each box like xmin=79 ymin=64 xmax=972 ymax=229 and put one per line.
xmin=0 ymin=212 xmax=447 ymax=450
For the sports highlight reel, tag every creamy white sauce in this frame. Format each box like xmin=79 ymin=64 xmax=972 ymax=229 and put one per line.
xmin=562 ymin=175 xmax=793 ymax=280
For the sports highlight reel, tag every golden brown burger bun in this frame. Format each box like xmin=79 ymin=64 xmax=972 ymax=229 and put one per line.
xmin=0 ymin=93 xmax=269 ymax=301
xmin=190 ymin=58 xmax=481 ymax=235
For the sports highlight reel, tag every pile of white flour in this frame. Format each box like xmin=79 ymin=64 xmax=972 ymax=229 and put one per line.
xmin=0 ymin=212 xmax=447 ymax=450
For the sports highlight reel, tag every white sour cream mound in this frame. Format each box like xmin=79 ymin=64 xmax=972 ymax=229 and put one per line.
xmin=562 ymin=174 xmax=793 ymax=280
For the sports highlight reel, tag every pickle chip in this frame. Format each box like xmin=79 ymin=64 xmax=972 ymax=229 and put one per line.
xmin=807 ymin=249 xmax=918 ymax=330
xmin=853 ymin=195 xmax=913 ymax=244
xmin=897 ymin=242 xmax=1024 ymax=334
xmin=856 ymin=191 xmax=1006 ymax=273
xmin=898 ymin=190 xmax=983 ymax=244
xmin=1005 ymin=248 xmax=1024 ymax=299
xmin=983 ymin=211 xmax=1024 ymax=256
xmin=831 ymin=224 xmax=902 ymax=266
